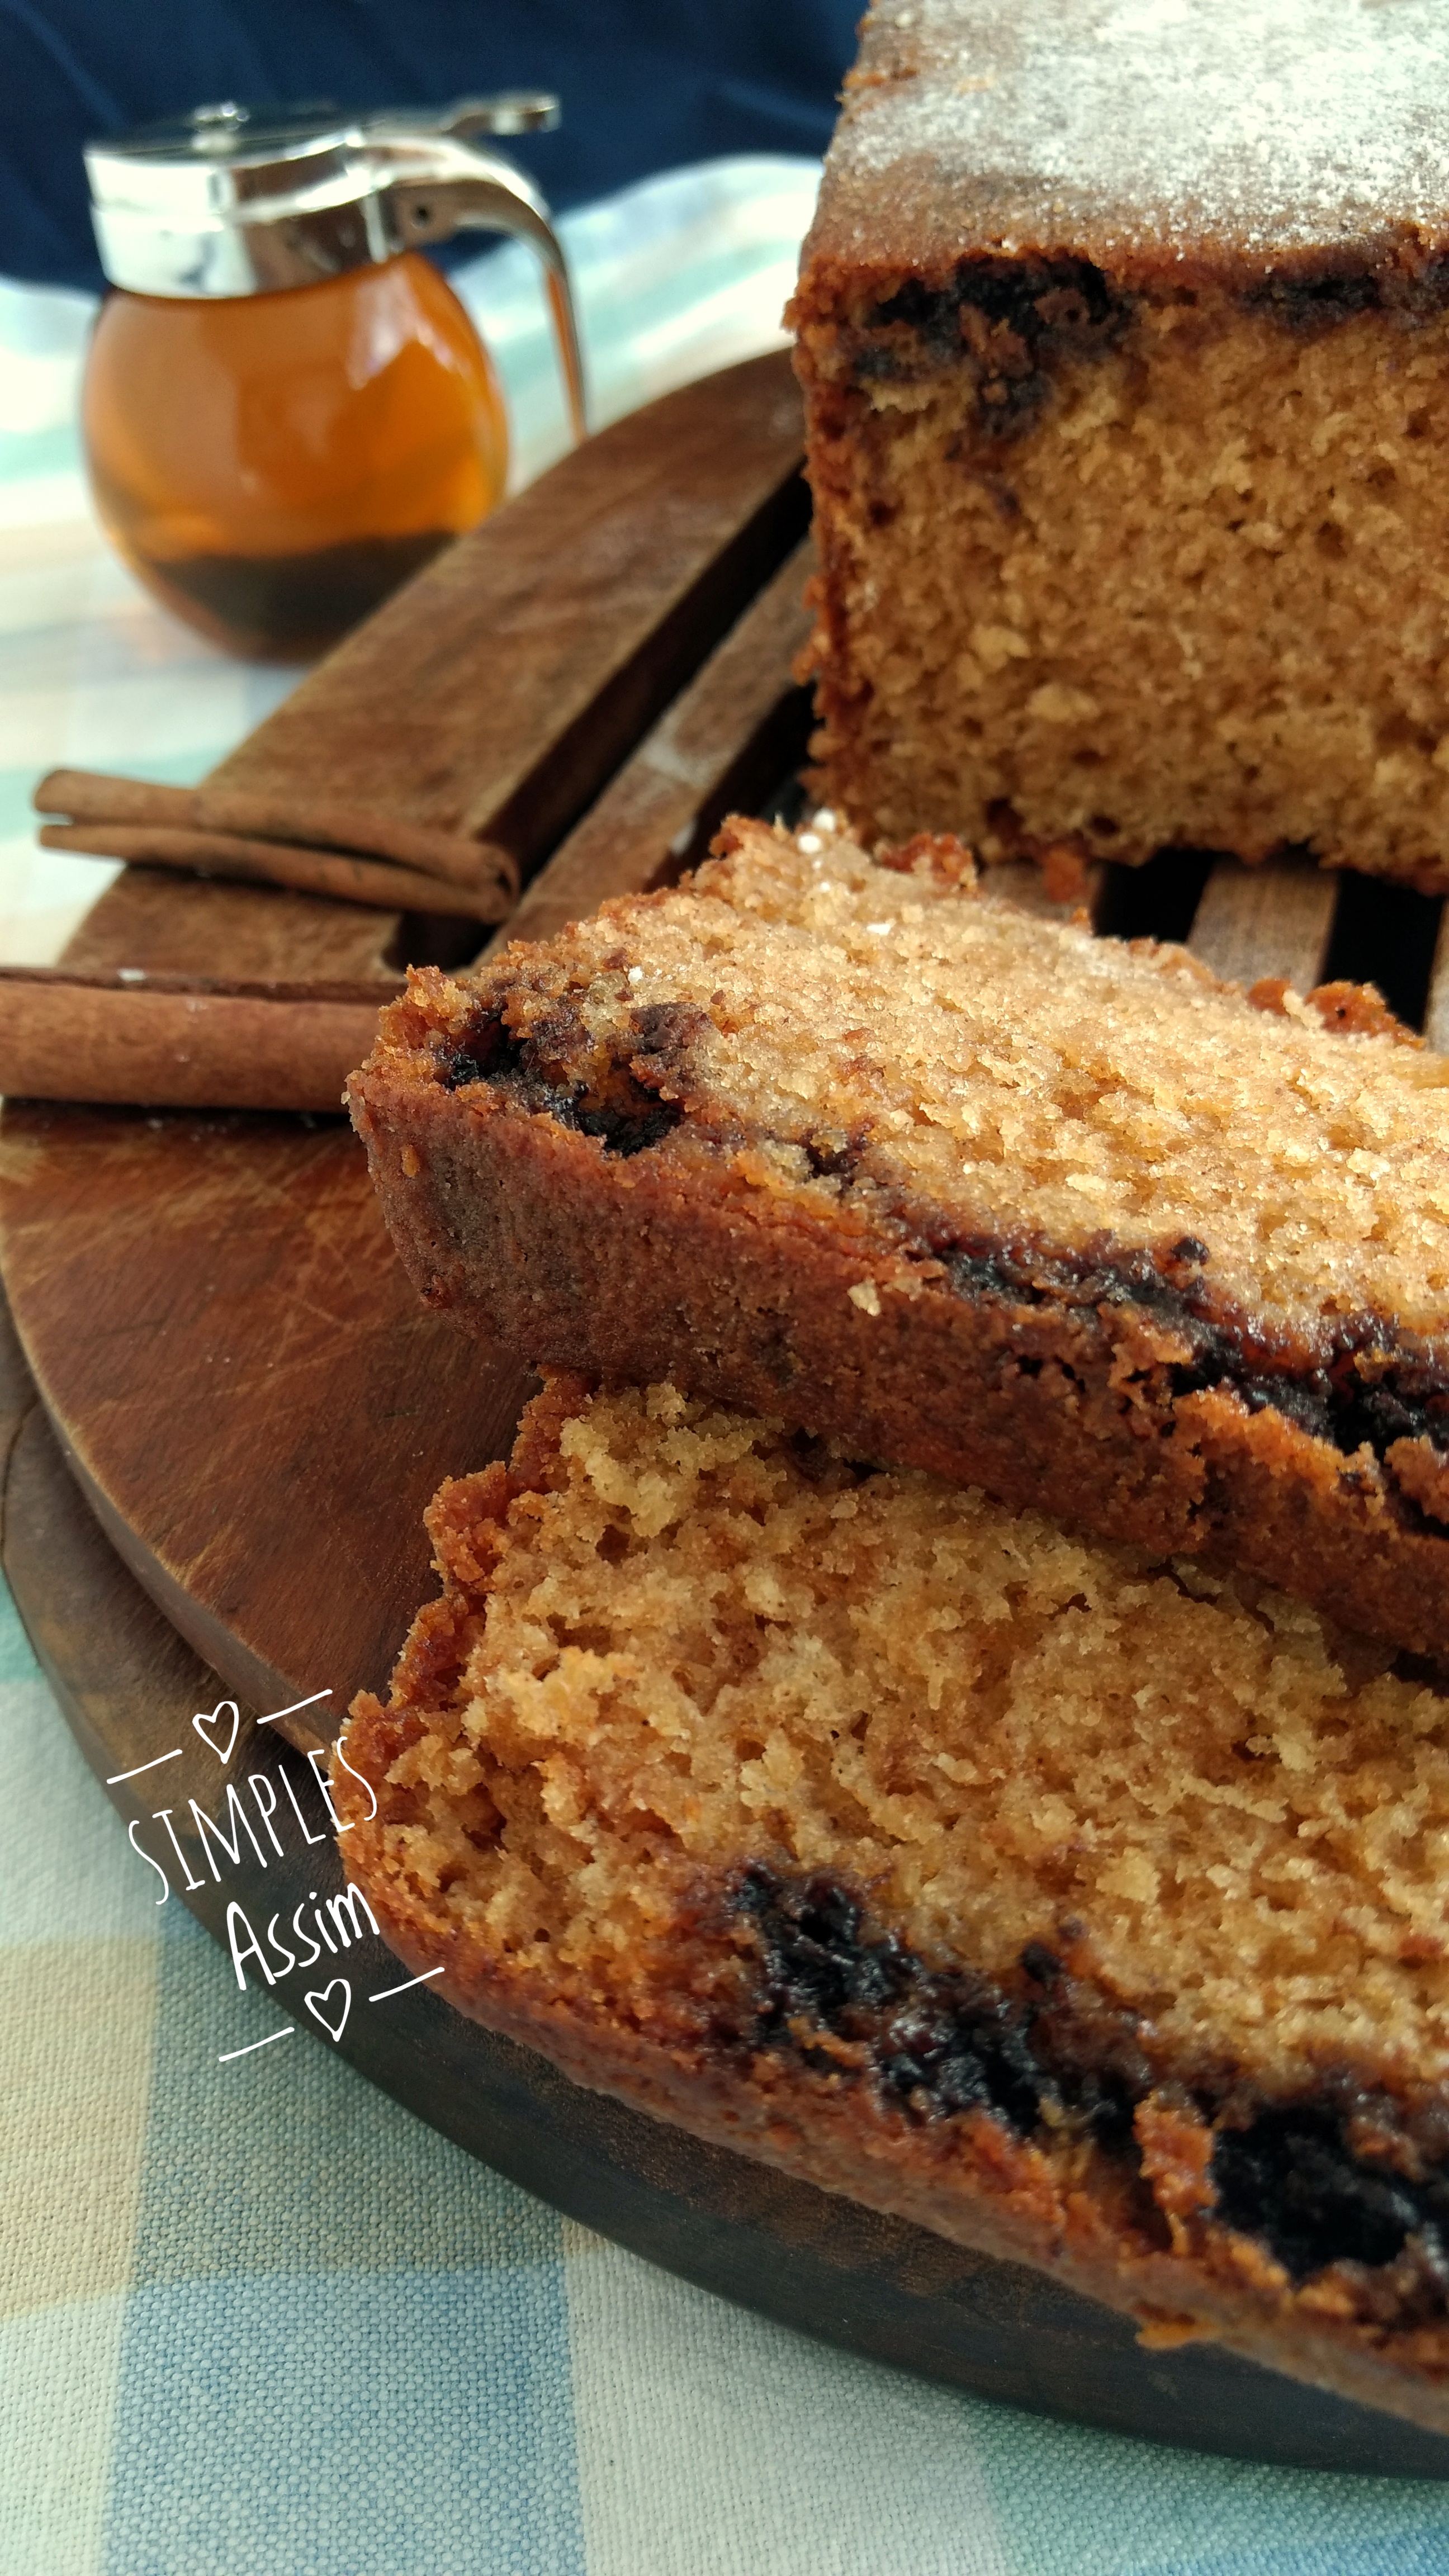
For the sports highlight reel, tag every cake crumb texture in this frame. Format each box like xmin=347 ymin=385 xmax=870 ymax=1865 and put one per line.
xmin=348 ymin=1380 xmax=1449 ymax=2099
xmin=797 ymin=302 xmax=1449 ymax=875
xmin=337 ymin=1379 xmax=1449 ymax=2430
xmin=347 ymin=817 xmax=1449 ymax=1658
xmin=359 ymin=819 xmax=1449 ymax=1342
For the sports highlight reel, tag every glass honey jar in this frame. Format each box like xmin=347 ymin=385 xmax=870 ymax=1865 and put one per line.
xmin=81 ymin=98 xmax=587 ymax=660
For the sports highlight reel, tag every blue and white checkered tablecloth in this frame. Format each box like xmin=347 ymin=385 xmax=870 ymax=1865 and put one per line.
xmin=6 ymin=158 xmax=1449 ymax=2576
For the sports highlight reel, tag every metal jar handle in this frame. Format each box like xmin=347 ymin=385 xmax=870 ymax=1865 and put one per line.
xmin=363 ymin=114 xmax=588 ymax=447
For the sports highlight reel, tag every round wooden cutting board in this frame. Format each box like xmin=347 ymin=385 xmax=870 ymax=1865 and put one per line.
xmin=7 ymin=358 xmax=1449 ymax=2479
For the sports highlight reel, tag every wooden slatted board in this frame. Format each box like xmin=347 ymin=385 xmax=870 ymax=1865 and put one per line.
xmin=4 ymin=349 xmax=1449 ymax=2475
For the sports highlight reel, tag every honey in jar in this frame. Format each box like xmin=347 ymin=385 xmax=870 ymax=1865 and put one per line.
xmin=81 ymin=98 xmax=586 ymax=660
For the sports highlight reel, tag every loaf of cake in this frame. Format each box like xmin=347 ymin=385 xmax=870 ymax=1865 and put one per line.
xmin=789 ymin=0 xmax=1449 ymax=886
xmin=337 ymin=1375 xmax=1449 ymax=2433
xmin=348 ymin=815 xmax=1449 ymax=1656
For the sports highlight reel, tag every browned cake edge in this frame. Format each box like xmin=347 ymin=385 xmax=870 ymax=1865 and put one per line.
xmin=797 ymin=3 xmax=1449 ymax=297
xmin=346 ymin=972 xmax=1449 ymax=1663
xmin=331 ymin=1410 xmax=1449 ymax=2439
xmin=793 ymin=1 xmax=1449 ymax=335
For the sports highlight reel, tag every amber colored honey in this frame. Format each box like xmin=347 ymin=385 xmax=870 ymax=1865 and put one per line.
xmin=83 ymin=252 xmax=509 ymax=659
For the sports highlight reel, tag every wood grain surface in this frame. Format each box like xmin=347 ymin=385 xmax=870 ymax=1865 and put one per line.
xmin=4 ymin=1288 xmax=1445 ymax=2477
xmin=58 ymin=863 xmax=418 ymax=991
xmin=1187 ymin=854 xmax=1339 ymax=991
xmin=0 ymin=1100 xmax=530 ymax=1714
xmin=1427 ymin=910 xmax=1449 ymax=1056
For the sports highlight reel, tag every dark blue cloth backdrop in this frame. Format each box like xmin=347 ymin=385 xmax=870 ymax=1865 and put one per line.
xmin=1 ymin=1 xmax=856 ymax=291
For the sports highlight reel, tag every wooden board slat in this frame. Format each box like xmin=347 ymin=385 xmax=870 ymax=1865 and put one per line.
xmin=499 ymin=539 xmax=815 ymax=951
xmin=60 ymin=865 xmax=411 ymax=992
xmin=1187 ymin=855 xmax=1339 ymax=991
xmin=1424 ymin=906 xmax=1449 ymax=1054
xmin=980 ymin=859 xmax=1109 ymax=924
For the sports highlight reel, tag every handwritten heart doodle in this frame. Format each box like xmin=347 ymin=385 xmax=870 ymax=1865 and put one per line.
xmin=192 ymin=1701 xmax=240 ymax=1766
xmin=305 ymin=1980 xmax=352 ymax=2045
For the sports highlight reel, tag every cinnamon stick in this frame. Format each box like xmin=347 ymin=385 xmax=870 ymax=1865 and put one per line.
xmin=35 ymin=768 xmax=516 ymax=901
xmin=36 ymin=773 xmax=197 ymax=827
xmin=36 ymin=822 xmax=512 ymax=923
xmin=0 ymin=967 xmax=381 ymax=1111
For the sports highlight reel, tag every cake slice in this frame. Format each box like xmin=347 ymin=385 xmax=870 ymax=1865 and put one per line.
xmin=337 ymin=1376 xmax=1449 ymax=2435
xmin=348 ymin=815 xmax=1449 ymax=1655
xmin=790 ymin=0 xmax=1449 ymax=884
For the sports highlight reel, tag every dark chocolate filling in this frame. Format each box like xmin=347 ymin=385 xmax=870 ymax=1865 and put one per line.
xmin=1242 ymin=256 xmax=1449 ymax=334
xmin=931 ymin=1230 xmax=1449 ymax=1471
xmin=730 ymin=1865 xmax=1139 ymax=2144
xmin=1242 ymin=268 xmax=1382 ymax=334
xmin=1214 ymin=2110 xmax=1449 ymax=2285
xmin=440 ymin=995 xmax=1449 ymax=1482
xmin=728 ymin=1865 xmax=1449 ymax=2293
xmin=859 ymin=255 xmax=1134 ymax=437
xmin=439 ymin=1001 xmax=690 ymax=1159
xmin=849 ymin=251 xmax=1449 ymax=418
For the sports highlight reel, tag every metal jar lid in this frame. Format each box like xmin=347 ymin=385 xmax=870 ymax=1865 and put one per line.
xmin=86 ymin=96 xmax=586 ymax=438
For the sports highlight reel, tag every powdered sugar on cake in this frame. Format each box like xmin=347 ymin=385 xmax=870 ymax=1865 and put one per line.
xmin=825 ymin=0 xmax=1449 ymax=263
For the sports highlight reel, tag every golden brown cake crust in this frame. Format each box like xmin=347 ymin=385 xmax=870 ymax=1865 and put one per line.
xmin=333 ymin=1381 xmax=1449 ymax=2437
xmin=801 ymin=0 xmax=1449 ymax=299
xmin=347 ymin=819 xmax=1449 ymax=1658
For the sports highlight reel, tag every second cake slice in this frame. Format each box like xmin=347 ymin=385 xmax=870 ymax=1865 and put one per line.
xmin=335 ymin=1374 xmax=1449 ymax=2434
xmin=348 ymin=816 xmax=1449 ymax=1653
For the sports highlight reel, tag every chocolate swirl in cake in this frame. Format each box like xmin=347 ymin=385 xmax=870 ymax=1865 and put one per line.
xmin=349 ymin=818 xmax=1449 ymax=1654
xmin=335 ymin=1376 xmax=1449 ymax=2430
